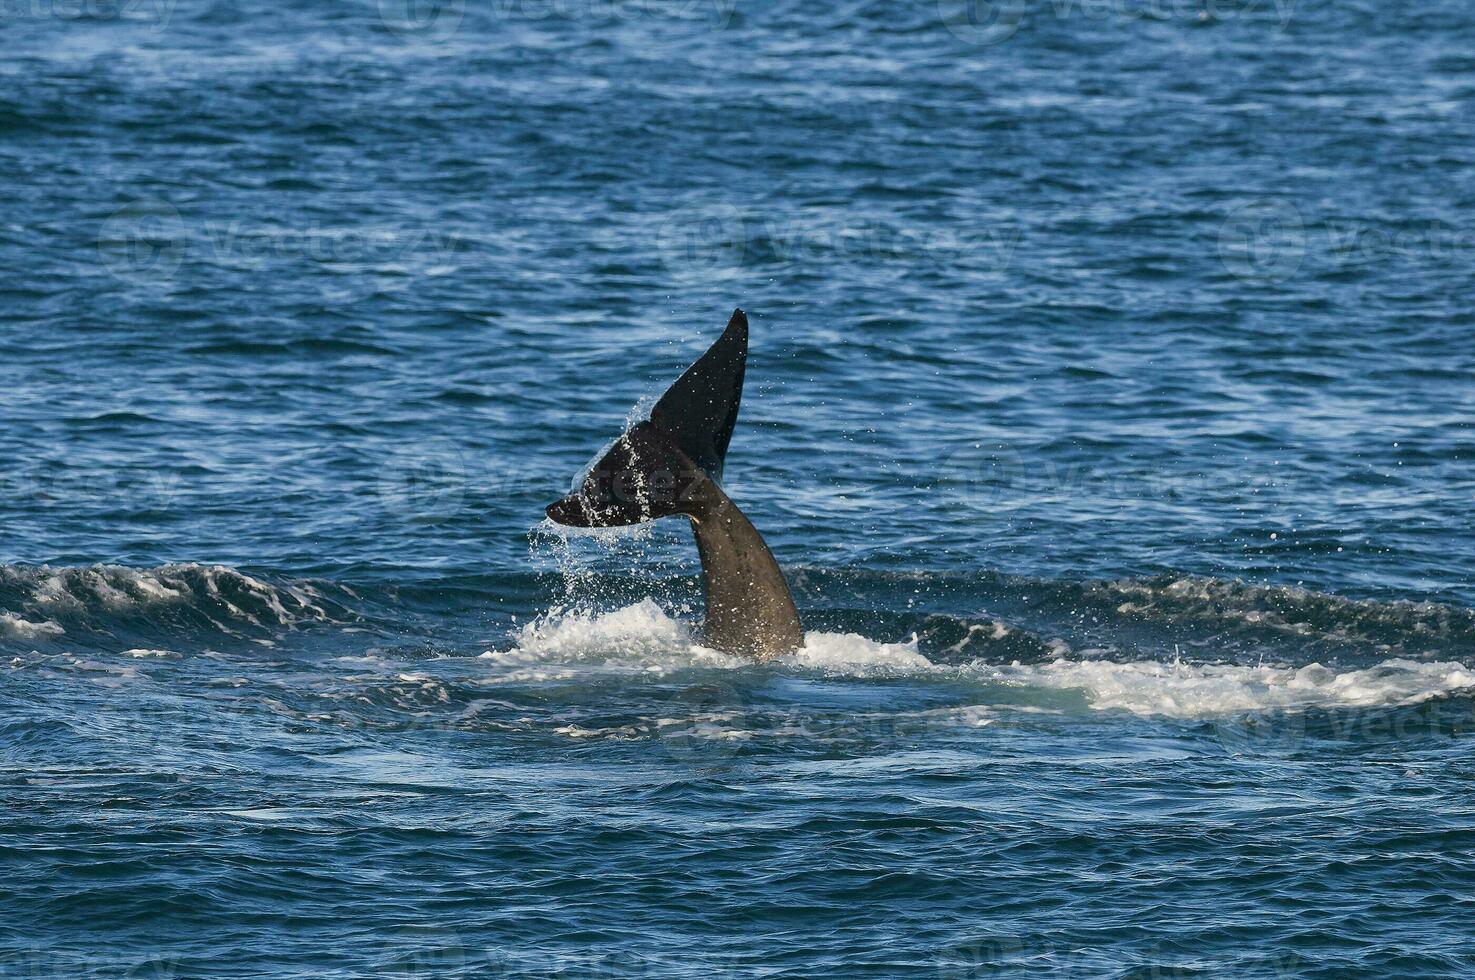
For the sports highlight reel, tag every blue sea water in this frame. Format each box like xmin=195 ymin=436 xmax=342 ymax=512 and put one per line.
xmin=4 ymin=0 xmax=1475 ymax=976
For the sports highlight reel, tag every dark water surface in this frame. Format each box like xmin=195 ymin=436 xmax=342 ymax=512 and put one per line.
xmin=3 ymin=1 xmax=1475 ymax=977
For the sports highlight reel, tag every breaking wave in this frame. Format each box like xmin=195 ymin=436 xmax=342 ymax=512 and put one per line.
xmin=1089 ymin=573 xmax=1475 ymax=648
xmin=0 ymin=563 xmax=355 ymax=650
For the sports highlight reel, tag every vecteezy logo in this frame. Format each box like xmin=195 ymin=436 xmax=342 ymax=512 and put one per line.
xmin=1213 ymin=709 xmax=1305 ymax=756
xmin=936 ymin=936 xmax=1028 ymax=978
xmin=939 ymin=443 xmax=1029 ymax=511
xmin=376 ymin=442 xmax=468 ymax=525
xmin=97 ymin=199 xmax=186 ymax=284
xmin=376 ymin=0 xmax=465 ymax=40
xmin=654 ymin=205 xmax=747 ymax=280
xmin=1218 ymin=199 xmax=1307 ymax=283
xmin=657 ymin=681 xmax=751 ymax=763
xmin=937 ymin=0 xmax=1026 ymax=47
xmin=376 ymin=926 xmax=472 ymax=977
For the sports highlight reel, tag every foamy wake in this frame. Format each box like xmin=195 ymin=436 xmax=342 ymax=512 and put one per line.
xmin=487 ymin=602 xmax=1475 ymax=718
xmin=482 ymin=599 xmax=928 ymax=682
xmin=969 ymin=658 xmax=1475 ymax=718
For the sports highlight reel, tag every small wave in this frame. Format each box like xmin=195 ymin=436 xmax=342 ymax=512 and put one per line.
xmin=2 ymin=562 xmax=323 ymax=620
xmin=1096 ymin=574 xmax=1475 ymax=648
xmin=0 ymin=563 xmax=348 ymax=649
xmin=184 ymin=338 xmax=400 ymax=357
xmin=785 ymin=567 xmax=1475 ymax=657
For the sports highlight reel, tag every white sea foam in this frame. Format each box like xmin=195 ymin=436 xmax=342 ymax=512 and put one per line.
xmin=788 ymin=631 xmax=933 ymax=676
xmin=58 ymin=655 xmax=144 ymax=686
xmin=0 ymin=612 xmax=65 ymax=641
xmin=484 ymin=600 xmax=929 ymax=682
xmin=487 ymin=602 xmax=1475 ymax=718
xmin=481 ymin=599 xmax=743 ymax=681
xmin=971 ymin=657 xmax=1475 ymax=718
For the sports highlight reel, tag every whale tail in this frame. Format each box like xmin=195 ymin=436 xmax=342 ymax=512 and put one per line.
xmin=546 ymin=309 xmax=748 ymax=528
xmin=544 ymin=307 xmax=803 ymax=659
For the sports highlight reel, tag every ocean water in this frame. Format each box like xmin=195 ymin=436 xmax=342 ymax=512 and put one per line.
xmin=4 ymin=1 xmax=1475 ymax=977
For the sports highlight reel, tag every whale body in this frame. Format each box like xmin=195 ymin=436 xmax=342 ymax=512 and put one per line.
xmin=545 ymin=309 xmax=803 ymax=660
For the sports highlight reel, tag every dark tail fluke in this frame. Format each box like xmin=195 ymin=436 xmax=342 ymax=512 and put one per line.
xmin=544 ymin=308 xmax=803 ymax=659
xmin=651 ymin=308 xmax=747 ymax=481
xmin=545 ymin=309 xmax=748 ymax=528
